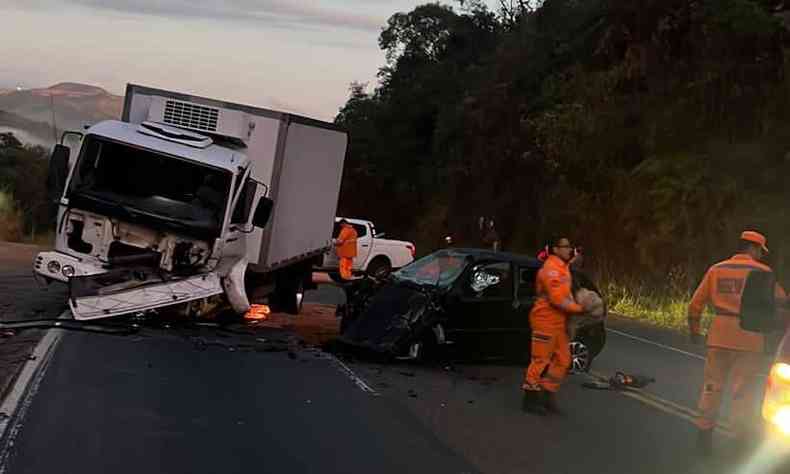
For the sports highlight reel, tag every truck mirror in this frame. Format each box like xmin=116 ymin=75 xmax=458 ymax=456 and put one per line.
xmin=252 ymin=197 xmax=274 ymax=228
xmin=46 ymin=144 xmax=70 ymax=204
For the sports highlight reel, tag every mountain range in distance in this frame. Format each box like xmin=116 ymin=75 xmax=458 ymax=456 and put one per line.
xmin=0 ymin=82 xmax=122 ymax=147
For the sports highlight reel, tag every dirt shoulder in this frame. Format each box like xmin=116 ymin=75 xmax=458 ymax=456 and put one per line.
xmin=0 ymin=241 xmax=67 ymax=405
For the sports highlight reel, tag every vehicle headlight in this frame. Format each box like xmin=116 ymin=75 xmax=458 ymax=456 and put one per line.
xmin=61 ymin=265 xmax=75 ymax=278
xmin=763 ymin=362 xmax=790 ymax=433
xmin=774 ymin=363 xmax=790 ymax=383
xmin=47 ymin=261 xmax=61 ymax=274
xmin=773 ymin=407 xmax=790 ymax=436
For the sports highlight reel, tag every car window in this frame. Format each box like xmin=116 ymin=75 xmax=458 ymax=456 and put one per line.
xmin=395 ymin=252 xmax=468 ymax=287
xmin=352 ymin=224 xmax=368 ymax=237
xmin=518 ymin=267 xmax=538 ymax=300
xmin=465 ymin=262 xmax=512 ymax=299
xmin=334 ymin=222 xmax=367 ymax=238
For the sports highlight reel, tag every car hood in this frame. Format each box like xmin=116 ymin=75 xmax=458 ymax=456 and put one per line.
xmin=339 ymin=283 xmax=436 ymax=354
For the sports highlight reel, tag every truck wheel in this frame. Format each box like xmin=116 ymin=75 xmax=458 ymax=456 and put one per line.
xmin=275 ymin=276 xmax=305 ymax=315
xmin=366 ymin=257 xmax=392 ymax=279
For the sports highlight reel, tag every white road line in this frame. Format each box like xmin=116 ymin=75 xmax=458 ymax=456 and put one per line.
xmin=0 ymin=329 xmax=63 ymax=474
xmin=606 ymin=328 xmax=706 ymax=361
xmin=328 ymin=355 xmax=379 ymax=396
xmin=0 ymin=309 xmax=71 ymax=470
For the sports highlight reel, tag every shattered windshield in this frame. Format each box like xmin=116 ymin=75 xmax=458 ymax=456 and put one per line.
xmin=67 ymin=135 xmax=231 ymax=237
xmin=393 ymin=252 xmax=469 ymax=287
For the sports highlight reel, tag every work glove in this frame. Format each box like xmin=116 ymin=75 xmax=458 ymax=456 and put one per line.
xmin=689 ymin=332 xmax=703 ymax=346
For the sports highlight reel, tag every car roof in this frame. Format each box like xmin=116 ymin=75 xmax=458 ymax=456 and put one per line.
xmin=435 ymin=248 xmax=543 ymax=268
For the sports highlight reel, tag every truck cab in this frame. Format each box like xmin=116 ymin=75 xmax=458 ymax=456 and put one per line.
xmin=36 ymin=120 xmax=272 ymax=320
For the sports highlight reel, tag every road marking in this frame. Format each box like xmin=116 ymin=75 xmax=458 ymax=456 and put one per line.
xmin=588 ymin=371 xmax=734 ymax=438
xmin=606 ymin=328 xmax=706 ymax=361
xmin=328 ymin=354 xmax=379 ymax=396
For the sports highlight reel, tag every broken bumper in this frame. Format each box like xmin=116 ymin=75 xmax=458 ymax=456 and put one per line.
xmin=69 ymin=272 xmax=224 ymax=320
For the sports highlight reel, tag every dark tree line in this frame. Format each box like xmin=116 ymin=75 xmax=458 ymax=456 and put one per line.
xmin=335 ymin=0 xmax=790 ymax=289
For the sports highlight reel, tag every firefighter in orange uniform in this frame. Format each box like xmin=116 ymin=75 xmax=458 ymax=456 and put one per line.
xmin=522 ymin=237 xmax=585 ymax=415
xmin=689 ymin=230 xmax=788 ymax=455
xmin=334 ymin=220 xmax=358 ymax=281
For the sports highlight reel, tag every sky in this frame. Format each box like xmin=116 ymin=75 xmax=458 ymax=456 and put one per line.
xmin=1 ymin=0 xmax=500 ymax=121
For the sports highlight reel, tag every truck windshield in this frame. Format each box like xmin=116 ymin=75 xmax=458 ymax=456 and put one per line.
xmin=67 ymin=135 xmax=231 ymax=238
xmin=393 ymin=252 xmax=469 ymax=288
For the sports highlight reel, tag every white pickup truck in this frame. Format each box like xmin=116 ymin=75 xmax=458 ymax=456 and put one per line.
xmin=320 ymin=218 xmax=415 ymax=278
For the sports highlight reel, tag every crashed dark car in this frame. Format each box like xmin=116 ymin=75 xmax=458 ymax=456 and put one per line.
xmin=338 ymin=249 xmax=607 ymax=372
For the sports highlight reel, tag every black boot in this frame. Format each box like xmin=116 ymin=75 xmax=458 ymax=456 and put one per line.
xmin=697 ymin=429 xmax=713 ymax=457
xmin=522 ymin=390 xmax=547 ymax=416
xmin=543 ymin=391 xmax=564 ymax=415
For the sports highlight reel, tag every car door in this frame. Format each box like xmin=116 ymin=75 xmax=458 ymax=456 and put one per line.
xmin=509 ymin=265 xmax=540 ymax=359
xmin=444 ymin=260 xmax=516 ymax=360
xmin=351 ymin=223 xmax=373 ymax=270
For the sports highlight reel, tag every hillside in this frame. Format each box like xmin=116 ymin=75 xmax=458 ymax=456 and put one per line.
xmin=335 ymin=0 xmax=790 ymax=288
xmin=0 ymin=82 xmax=122 ymax=146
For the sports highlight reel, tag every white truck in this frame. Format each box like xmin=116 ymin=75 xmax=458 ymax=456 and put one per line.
xmin=320 ymin=218 xmax=415 ymax=279
xmin=35 ymin=84 xmax=347 ymax=319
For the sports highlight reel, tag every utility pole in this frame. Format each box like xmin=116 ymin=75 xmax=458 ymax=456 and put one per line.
xmin=49 ymin=92 xmax=58 ymax=145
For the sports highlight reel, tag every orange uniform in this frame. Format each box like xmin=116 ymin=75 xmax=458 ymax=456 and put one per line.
xmin=335 ymin=224 xmax=358 ymax=280
xmin=524 ymin=255 xmax=584 ymax=393
xmin=689 ymin=253 xmax=788 ymax=433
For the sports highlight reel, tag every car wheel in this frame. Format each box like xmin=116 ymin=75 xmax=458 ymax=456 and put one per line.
xmin=569 ymin=340 xmax=591 ymax=374
xmin=367 ymin=257 xmax=392 ymax=279
xmin=400 ymin=329 xmax=438 ymax=363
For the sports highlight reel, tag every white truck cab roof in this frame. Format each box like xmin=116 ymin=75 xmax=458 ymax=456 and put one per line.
xmin=86 ymin=120 xmax=249 ymax=173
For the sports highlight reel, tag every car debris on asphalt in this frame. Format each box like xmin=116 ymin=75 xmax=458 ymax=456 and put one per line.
xmin=582 ymin=372 xmax=656 ymax=391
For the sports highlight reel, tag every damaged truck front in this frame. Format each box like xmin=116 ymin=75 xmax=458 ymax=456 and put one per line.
xmin=35 ymin=84 xmax=347 ymax=321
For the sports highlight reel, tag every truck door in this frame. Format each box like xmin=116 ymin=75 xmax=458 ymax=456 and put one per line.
xmin=352 ymin=222 xmax=373 ymax=270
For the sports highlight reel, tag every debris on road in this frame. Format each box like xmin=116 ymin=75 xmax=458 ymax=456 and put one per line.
xmin=582 ymin=372 xmax=656 ymax=391
xmin=399 ymin=371 xmax=416 ymax=377
xmin=244 ymin=304 xmax=271 ymax=321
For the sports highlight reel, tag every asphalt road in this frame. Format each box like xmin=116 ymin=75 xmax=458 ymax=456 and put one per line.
xmin=2 ymin=264 xmax=790 ymax=474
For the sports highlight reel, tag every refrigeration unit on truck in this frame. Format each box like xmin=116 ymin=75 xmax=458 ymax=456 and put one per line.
xmin=35 ymin=84 xmax=348 ymax=320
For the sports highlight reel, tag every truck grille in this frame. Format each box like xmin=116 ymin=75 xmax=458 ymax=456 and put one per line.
xmin=163 ymin=100 xmax=219 ymax=132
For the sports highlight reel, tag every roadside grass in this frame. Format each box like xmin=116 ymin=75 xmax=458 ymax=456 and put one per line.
xmin=0 ymin=189 xmax=22 ymax=242
xmin=604 ymin=281 xmax=713 ymax=333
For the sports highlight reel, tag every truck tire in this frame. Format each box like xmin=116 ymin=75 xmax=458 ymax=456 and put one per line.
xmin=366 ymin=257 xmax=392 ymax=279
xmin=274 ymin=274 xmax=305 ymax=315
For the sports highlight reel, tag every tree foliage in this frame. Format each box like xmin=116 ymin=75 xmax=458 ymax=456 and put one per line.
xmin=336 ymin=0 xmax=790 ymax=287
xmin=0 ymin=133 xmax=50 ymax=241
